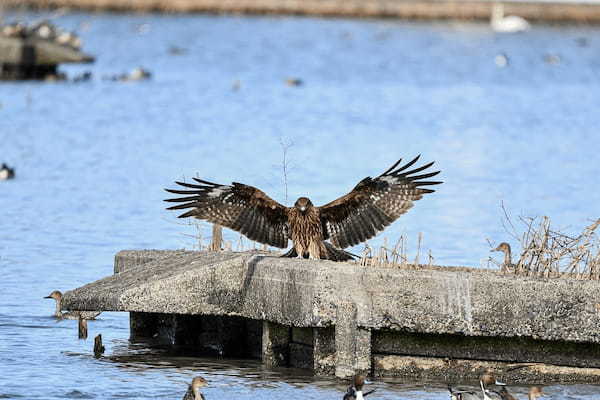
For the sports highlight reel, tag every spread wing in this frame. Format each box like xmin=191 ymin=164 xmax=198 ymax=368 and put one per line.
xmin=318 ymin=155 xmax=442 ymax=249
xmin=164 ymin=178 xmax=289 ymax=248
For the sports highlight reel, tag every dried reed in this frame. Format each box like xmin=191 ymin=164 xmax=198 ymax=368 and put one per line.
xmin=491 ymin=204 xmax=600 ymax=280
xmin=359 ymin=232 xmax=433 ymax=269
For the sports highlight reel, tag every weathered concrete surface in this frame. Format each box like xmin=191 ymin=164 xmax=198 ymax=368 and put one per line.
xmin=63 ymin=250 xmax=600 ymax=344
xmin=0 ymin=36 xmax=94 ymax=64
xmin=61 ymin=250 xmax=600 ymax=381
xmin=373 ymin=355 xmax=600 ymax=384
xmin=373 ymin=330 xmax=600 ymax=369
xmin=10 ymin=0 xmax=600 ymax=23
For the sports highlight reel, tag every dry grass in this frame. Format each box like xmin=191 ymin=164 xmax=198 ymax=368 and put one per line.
xmin=490 ymin=204 xmax=600 ymax=280
xmin=359 ymin=232 xmax=435 ymax=269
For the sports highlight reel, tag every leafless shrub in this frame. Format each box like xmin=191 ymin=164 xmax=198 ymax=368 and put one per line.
xmin=278 ymin=137 xmax=293 ymax=205
xmin=491 ymin=203 xmax=600 ymax=280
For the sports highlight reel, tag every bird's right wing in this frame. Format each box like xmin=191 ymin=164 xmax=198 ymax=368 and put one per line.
xmin=165 ymin=179 xmax=289 ymax=248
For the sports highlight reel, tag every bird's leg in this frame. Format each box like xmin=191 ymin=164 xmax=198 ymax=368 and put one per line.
xmin=308 ymin=241 xmax=322 ymax=260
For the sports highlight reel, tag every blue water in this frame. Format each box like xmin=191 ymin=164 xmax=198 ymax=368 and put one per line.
xmin=1 ymin=11 xmax=600 ymax=399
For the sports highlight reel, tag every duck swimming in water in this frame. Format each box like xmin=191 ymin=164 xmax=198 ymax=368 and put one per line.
xmin=182 ymin=376 xmax=208 ymax=400
xmin=343 ymin=375 xmax=376 ymax=400
xmin=0 ymin=163 xmax=15 ymax=180
xmin=449 ymin=373 xmax=506 ymax=400
xmin=492 ymin=242 xmax=515 ymax=273
xmin=44 ymin=290 xmax=101 ymax=320
xmin=495 ymin=386 xmax=544 ymax=400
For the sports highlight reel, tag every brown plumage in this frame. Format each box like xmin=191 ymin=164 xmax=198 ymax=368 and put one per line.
xmin=183 ymin=376 xmax=208 ymax=400
xmin=165 ymin=155 xmax=442 ymax=261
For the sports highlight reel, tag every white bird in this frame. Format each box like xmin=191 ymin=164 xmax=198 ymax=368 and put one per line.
xmin=490 ymin=3 xmax=530 ymax=33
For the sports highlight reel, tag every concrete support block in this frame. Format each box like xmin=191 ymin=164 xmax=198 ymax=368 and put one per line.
xmin=335 ymin=302 xmax=372 ymax=378
xmin=289 ymin=327 xmax=314 ymax=369
xmin=262 ymin=321 xmax=290 ymax=367
xmin=313 ymin=327 xmax=336 ymax=375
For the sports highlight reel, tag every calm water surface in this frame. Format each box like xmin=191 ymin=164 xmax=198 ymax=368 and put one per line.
xmin=1 ymin=11 xmax=600 ymax=399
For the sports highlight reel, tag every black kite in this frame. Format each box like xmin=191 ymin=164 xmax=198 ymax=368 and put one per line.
xmin=165 ymin=155 xmax=441 ymax=261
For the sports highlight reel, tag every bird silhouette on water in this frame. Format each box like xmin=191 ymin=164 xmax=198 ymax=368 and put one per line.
xmin=0 ymin=163 xmax=15 ymax=180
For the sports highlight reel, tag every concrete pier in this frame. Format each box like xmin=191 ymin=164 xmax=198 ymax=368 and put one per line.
xmin=62 ymin=250 xmax=600 ymax=383
xmin=0 ymin=32 xmax=94 ymax=80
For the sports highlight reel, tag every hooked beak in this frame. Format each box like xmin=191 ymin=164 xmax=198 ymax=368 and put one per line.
xmin=44 ymin=295 xmax=52 ymax=298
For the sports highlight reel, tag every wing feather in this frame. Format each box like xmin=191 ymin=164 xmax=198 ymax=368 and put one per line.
xmin=164 ymin=180 xmax=289 ymax=248
xmin=319 ymin=156 xmax=442 ymax=248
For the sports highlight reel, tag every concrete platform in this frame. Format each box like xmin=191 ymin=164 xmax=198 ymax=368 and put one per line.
xmin=0 ymin=36 xmax=94 ymax=80
xmin=62 ymin=250 xmax=600 ymax=383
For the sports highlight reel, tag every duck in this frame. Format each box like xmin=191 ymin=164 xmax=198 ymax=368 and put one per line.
xmin=182 ymin=376 xmax=208 ymax=400
xmin=31 ymin=20 xmax=57 ymax=40
xmin=123 ymin=67 xmax=151 ymax=81
xmin=448 ymin=385 xmax=481 ymax=400
xmin=56 ymin=31 xmax=82 ymax=49
xmin=1 ymin=23 xmax=26 ymax=38
xmin=495 ymin=386 xmax=544 ymax=400
xmin=0 ymin=163 xmax=15 ymax=180
xmin=491 ymin=242 xmax=515 ymax=273
xmin=285 ymin=78 xmax=303 ymax=87
xmin=494 ymin=53 xmax=509 ymax=68
xmin=449 ymin=373 xmax=506 ymax=400
xmin=490 ymin=3 xmax=530 ymax=33
xmin=343 ymin=375 xmax=376 ymax=400
xmin=44 ymin=290 xmax=101 ymax=320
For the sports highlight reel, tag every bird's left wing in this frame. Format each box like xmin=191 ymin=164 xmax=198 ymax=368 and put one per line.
xmin=164 ymin=179 xmax=289 ymax=248
xmin=318 ymin=155 xmax=442 ymax=249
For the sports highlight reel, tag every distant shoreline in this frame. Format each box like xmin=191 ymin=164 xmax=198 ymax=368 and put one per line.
xmin=4 ymin=0 xmax=600 ymax=23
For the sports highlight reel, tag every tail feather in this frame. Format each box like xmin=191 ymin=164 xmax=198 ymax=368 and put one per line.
xmin=323 ymin=242 xmax=356 ymax=261
xmin=280 ymin=247 xmax=298 ymax=258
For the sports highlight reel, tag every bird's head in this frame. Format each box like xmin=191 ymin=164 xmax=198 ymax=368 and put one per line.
xmin=294 ymin=197 xmax=313 ymax=213
xmin=529 ymin=386 xmax=544 ymax=400
xmin=44 ymin=290 xmax=62 ymax=301
xmin=492 ymin=242 xmax=511 ymax=254
xmin=481 ymin=372 xmax=505 ymax=387
xmin=191 ymin=376 xmax=208 ymax=394
xmin=353 ymin=375 xmax=365 ymax=390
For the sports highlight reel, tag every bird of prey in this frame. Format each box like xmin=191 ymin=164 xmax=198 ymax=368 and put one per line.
xmin=164 ymin=155 xmax=441 ymax=261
